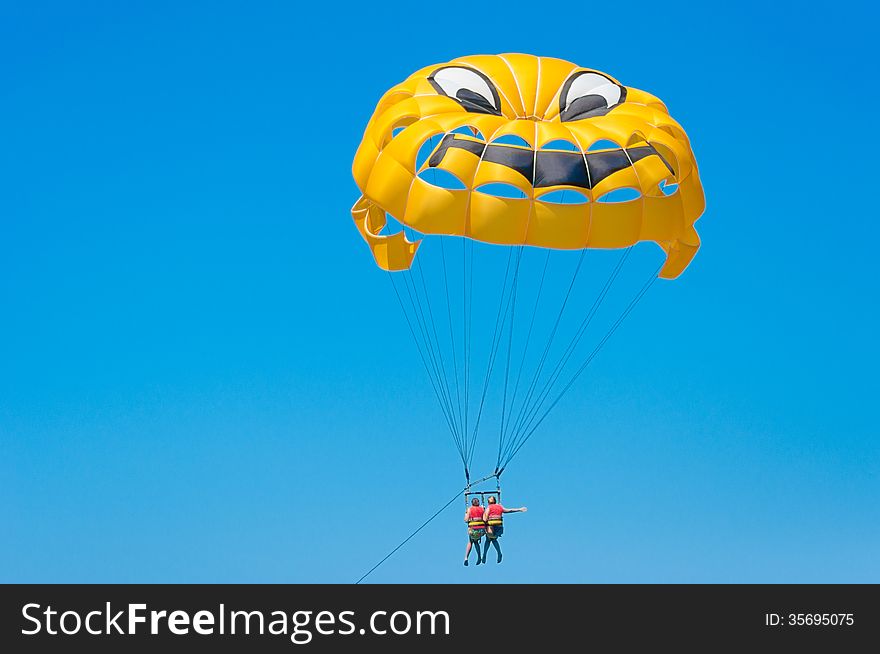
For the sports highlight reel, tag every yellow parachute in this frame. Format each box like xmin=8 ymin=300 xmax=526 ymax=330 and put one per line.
xmin=352 ymin=54 xmax=704 ymax=278
xmin=350 ymin=54 xmax=705 ymax=485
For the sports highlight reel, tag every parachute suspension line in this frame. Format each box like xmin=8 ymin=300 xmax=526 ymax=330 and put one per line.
xmin=394 ymin=223 xmax=463 ymax=456
xmin=504 ymin=248 xmax=587 ymax=451
xmin=462 ymin=236 xmax=474 ymax=476
xmin=497 ymin=261 xmax=662 ymax=473
xmin=500 ymin=246 xmax=632 ymax=465
xmin=466 ymin=246 xmax=515 ymax=470
xmin=386 ymin=273 xmax=465 ymax=465
xmin=496 ymin=248 xmax=551 ymax=471
xmin=497 ymin=245 xmax=524 ymax=471
xmin=465 ymin=246 xmax=523 ymax=473
xmin=399 ymin=268 xmax=462 ymax=452
xmin=439 ymin=236 xmax=465 ymax=441
xmin=413 ymin=253 xmax=460 ymax=438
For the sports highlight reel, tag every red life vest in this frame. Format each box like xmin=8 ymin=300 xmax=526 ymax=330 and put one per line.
xmin=467 ymin=506 xmax=486 ymax=529
xmin=486 ymin=503 xmax=504 ymax=526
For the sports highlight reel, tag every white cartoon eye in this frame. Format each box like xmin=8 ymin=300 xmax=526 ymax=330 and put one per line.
xmin=429 ymin=66 xmax=501 ymax=116
xmin=560 ymin=71 xmax=625 ymax=121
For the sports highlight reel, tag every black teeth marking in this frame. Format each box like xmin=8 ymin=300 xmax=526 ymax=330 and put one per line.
xmin=428 ymin=135 xmax=673 ymax=190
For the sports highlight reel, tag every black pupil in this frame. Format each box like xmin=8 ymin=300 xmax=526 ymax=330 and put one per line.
xmin=561 ymin=94 xmax=609 ymax=121
xmin=455 ymin=88 xmax=496 ymax=115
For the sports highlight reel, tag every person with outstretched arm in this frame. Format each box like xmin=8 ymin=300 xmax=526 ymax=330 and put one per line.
xmin=482 ymin=495 xmax=527 ymax=563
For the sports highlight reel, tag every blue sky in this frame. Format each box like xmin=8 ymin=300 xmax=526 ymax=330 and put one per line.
xmin=1 ymin=1 xmax=878 ymax=583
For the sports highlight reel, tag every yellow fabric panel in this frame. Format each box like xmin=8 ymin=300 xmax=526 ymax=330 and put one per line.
xmin=680 ymin=179 xmax=706 ymax=227
xmin=469 ymin=194 xmax=531 ymax=244
xmin=533 ymin=57 xmax=580 ymax=119
xmin=622 ymin=86 xmax=668 ymax=113
xmin=641 ymin=194 xmax=684 ymax=242
xmin=363 ymin=152 xmax=413 ymax=220
xmin=351 ymin=54 xmax=705 ymax=279
xmin=405 ymin=181 xmax=468 ymax=235
xmin=495 ymin=53 xmax=540 ymax=118
xmin=530 ymin=199 xmax=590 ymax=248
xmin=352 ymin=138 xmax=380 ymax=191
xmin=588 ymin=200 xmax=644 ymax=249
xmin=352 ymin=196 xmax=419 ymax=271
xmin=658 ymin=226 xmax=700 ymax=278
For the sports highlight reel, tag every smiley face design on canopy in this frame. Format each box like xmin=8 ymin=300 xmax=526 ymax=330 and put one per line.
xmin=351 ymin=54 xmax=704 ymax=278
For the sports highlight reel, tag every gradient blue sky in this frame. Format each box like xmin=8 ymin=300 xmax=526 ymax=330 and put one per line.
xmin=2 ymin=1 xmax=878 ymax=583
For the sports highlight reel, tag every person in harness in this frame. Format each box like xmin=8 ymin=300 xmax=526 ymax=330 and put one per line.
xmin=482 ymin=495 xmax=527 ymax=563
xmin=463 ymin=497 xmax=487 ymax=566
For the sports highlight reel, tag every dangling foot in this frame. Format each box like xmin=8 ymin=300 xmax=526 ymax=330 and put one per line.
xmin=463 ymin=559 xmax=469 ymax=566
xmin=475 ymin=556 xmax=482 ymax=566
xmin=497 ymin=553 xmax=502 ymax=564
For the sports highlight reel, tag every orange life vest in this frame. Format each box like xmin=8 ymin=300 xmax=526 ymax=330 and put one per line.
xmin=467 ymin=506 xmax=486 ymax=529
xmin=486 ymin=503 xmax=504 ymax=526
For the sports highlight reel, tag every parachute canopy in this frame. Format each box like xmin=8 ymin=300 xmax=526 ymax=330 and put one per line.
xmin=352 ymin=54 xmax=704 ymax=278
